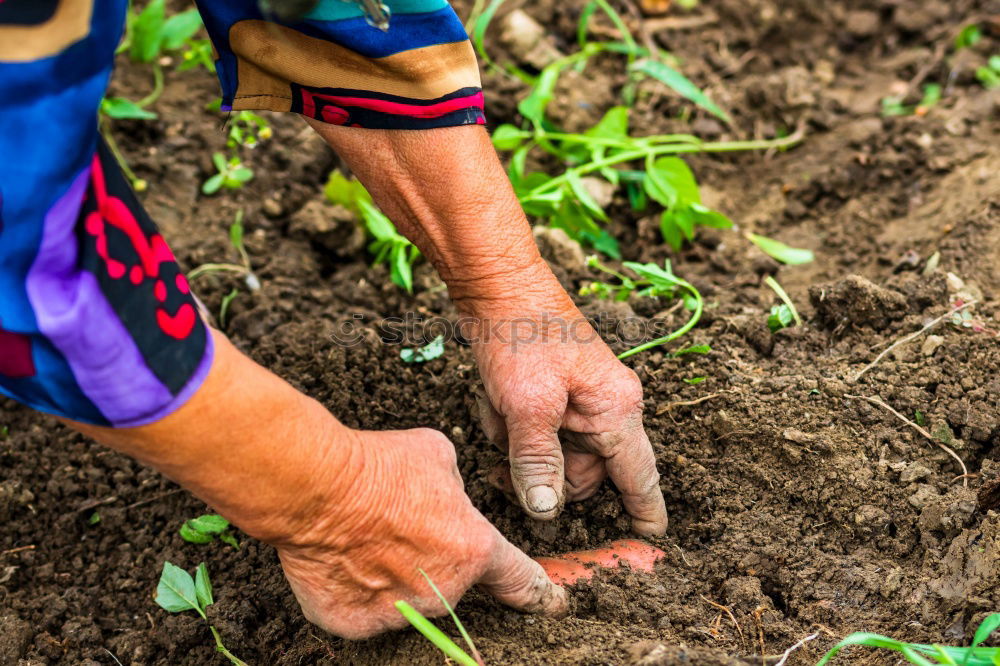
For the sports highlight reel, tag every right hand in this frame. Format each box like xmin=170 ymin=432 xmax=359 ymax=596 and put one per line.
xmin=273 ymin=427 xmax=569 ymax=639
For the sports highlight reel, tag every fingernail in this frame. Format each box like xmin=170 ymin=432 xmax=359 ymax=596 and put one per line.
xmin=526 ymin=485 xmax=558 ymax=513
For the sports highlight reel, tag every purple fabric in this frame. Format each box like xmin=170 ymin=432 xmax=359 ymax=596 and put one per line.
xmin=25 ymin=166 xmax=212 ymax=426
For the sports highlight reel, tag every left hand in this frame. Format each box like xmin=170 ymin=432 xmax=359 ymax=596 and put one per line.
xmin=469 ymin=301 xmax=669 ymax=537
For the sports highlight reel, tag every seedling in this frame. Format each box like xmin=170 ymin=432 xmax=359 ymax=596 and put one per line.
xmin=325 ymin=170 xmax=420 ymax=293
xmin=954 ymin=24 xmax=982 ymax=51
xmin=581 ymin=256 xmax=703 ymax=359
xmin=683 ymin=376 xmax=707 ymax=385
xmin=477 ymin=0 xmax=802 ymax=255
xmin=188 ymin=210 xmax=259 ymax=289
xmin=401 ymin=335 xmax=446 ymax=363
xmin=975 ymin=56 xmax=1000 ymax=89
xmin=154 ymin=561 xmax=246 ymax=665
xmin=395 ymin=569 xmax=483 ymax=666
xmin=817 ymin=612 xmax=1000 ymax=665
xmin=764 ymin=275 xmax=802 ymax=333
xmin=227 ymin=112 xmax=272 ymax=151
xmin=179 ymin=514 xmax=239 ymax=549
xmin=881 ymin=83 xmax=942 ymax=117
xmin=179 ymin=38 xmax=216 ymax=73
xmin=203 ymin=152 xmax=254 ymax=195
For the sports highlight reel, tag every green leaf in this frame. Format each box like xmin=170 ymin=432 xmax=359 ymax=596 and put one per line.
xmin=230 ymin=167 xmax=254 ymax=183
xmin=219 ymin=533 xmax=240 ymax=550
xmin=492 ymin=124 xmax=527 ymax=151
xmin=324 ymin=170 xmax=372 ymax=213
xmin=587 ymin=229 xmax=621 ymax=259
xmin=683 ymin=376 xmax=707 ymax=385
xmin=472 ymin=0 xmax=508 ymax=66
xmin=202 ymin=173 xmax=224 ymax=195
xmin=586 ymin=106 xmax=629 ymax=139
xmin=179 ymin=523 xmax=214 ymax=544
xmin=566 ymin=172 xmax=608 ymax=221
xmin=630 ymin=58 xmax=730 ymax=123
xmin=401 ymin=335 xmax=446 ymax=363
xmin=390 ymin=243 xmax=414 ymax=293
xmin=747 ymin=233 xmax=814 ymax=265
xmin=187 ymin=514 xmax=231 ymax=535
xmin=673 ymin=344 xmax=711 ymax=356
xmin=973 ymin=615 xmax=1000 ymax=649
xmin=212 ymin=152 xmax=228 ymax=173
xmin=651 ymin=157 xmax=700 ymax=206
xmin=154 ymin=561 xmax=200 ymax=614
xmin=659 ymin=211 xmax=684 ymax=251
xmin=131 ymin=0 xmax=166 ymax=63
xmin=194 ymin=562 xmax=214 ymax=610
xmin=101 ymin=97 xmax=158 ymax=120
xmin=954 ymin=24 xmax=982 ymax=50
xmin=161 ymin=8 xmax=203 ymax=50
xmin=518 ymin=65 xmax=561 ymax=126
xmin=229 ymin=220 xmax=243 ymax=249
xmin=357 ymin=199 xmax=396 ymax=241
xmin=767 ymin=304 xmax=794 ymax=332
xmin=689 ymin=202 xmax=733 ymax=229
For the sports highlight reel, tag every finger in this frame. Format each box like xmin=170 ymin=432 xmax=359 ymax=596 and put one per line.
xmin=600 ymin=427 xmax=669 ymax=536
xmin=478 ymin=529 xmax=569 ymax=616
xmin=563 ymin=450 xmax=607 ymax=502
xmin=474 ymin=387 xmax=509 ymax=451
xmin=507 ymin=420 xmax=565 ymax=520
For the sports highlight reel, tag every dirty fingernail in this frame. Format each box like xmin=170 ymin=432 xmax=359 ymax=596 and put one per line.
xmin=526 ymin=485 xmax=558 ymax=513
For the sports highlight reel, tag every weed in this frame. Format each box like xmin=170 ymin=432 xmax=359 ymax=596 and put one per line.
xmin=188 ymin=211 xmax=259 ymax=327
xmin=817 ymin=612 xmax=1000 ymax=665
xmin=227 ymin=112 xmax=272 ymax=150
xmin=478 ymin=0 xmax=800 ymax=255
xmin=976 ymin=56 xmax=1000 ymax=89
xmin=325 ymin=171 xmax=419 ymax=293
xmin=395 ymin=569 xmax=483 ymax=666
xmin=582 ymin=256 xmax=703 ymax=358
xmin=764 ymin=275 xmax=802 ymax=333
xmin=155 ymin=561 xmax=246 ymax=665
xmin=179 ymin=38 xmax=216 ymax=73
xmin=400 ymin=335 xmax=446 ymax=363
xmin=179 ymin=514 xmax=239 ymax=549
xmin=202 ymin=152 xmax=254 ymax=195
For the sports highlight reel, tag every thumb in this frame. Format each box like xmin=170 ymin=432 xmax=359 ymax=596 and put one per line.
xmin=507 ymin=420 xmax=565 ymax=520
xmin=478 ymin=529 xmax=569 ymax=616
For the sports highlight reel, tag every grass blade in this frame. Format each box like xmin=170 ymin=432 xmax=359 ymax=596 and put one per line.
xmin=763 ymin=275 xmax=802 ymax=326
xmin=394 ymin=601 xmax=479 ymax=666
xmin=630 ymin=59 xmax=730 ymax=123
xmin=418 ymin=569 xmax=483 ymax=665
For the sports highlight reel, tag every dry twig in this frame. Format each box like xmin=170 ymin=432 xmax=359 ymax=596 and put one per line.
xmin=845 ymin=394 xmax=969 ymax=487
xmin=773 ymin=632 xmax=820 ymax=666
xmin=0 ymin=545 xmax=36 ymax=557
xmin=656 ymin=391 xmax=728 ymax=416
xmin=850 ymin=300 xmax=977 ymax=383
xmin=700 ymin=595 xmax=744 ymax=642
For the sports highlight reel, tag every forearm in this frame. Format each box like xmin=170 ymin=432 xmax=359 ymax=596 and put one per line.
xmin=309 ymin=122 xmax=577 ymax=318
xmin=61 ymin=330 xmax=358 ymax=545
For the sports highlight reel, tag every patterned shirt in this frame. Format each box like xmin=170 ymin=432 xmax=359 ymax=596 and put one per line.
xmin=0 ymin=0 xmax=483 ymax=426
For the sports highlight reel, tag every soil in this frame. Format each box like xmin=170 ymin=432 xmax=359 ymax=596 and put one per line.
xmin=2 ymin=0 xmax=1000 ymax=664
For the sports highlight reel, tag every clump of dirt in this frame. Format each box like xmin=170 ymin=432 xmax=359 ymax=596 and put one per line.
xmin=2 ymin=0 xmax=1000 ymax=664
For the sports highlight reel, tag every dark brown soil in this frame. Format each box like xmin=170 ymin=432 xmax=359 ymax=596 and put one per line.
xmin=3 ymin=0 xmax=1000 ymax=664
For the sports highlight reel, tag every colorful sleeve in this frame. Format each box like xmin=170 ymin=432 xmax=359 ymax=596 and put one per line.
xmin=195 ymin=0 xmax=485 ymax=129
xmin=0 ymin=0 xmax=213 ymax=428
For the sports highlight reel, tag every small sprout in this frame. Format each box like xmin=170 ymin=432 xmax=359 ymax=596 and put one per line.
xmin=914 ymin=410 xmax=926 ymax=427
xmin=155 ymin=562 xmax=246 ymax=665
xmin=203 ymin=153 xmax=254 ymax=195
xmin=401 ymin=335 xmax=446 ymax=364
xmin=881 ymin=83 xmax=942 ymax=118
xmin=976 ymin=55 xmax=1000 ymax=89
xmin=672 ymin=344 xmax=711 ymax=357
xmin=178 ymin=38 xmax=216 ymax=73
xmin=764 ymin=275 xmax=802 ymax=333
xmin=179 ymin=514 xmax=240 ymax=549
xmin=87 ymin=512 xmax=101 ymax=526
xmin=817 ymin=612 xmax=1000 ymax=665
xmin=226 ymin=111 xmax=271 ymax=150
xmin=395 ymin=569 xmax=483 ymax=666
xmin=683 ymin=376 xmax=707 ymax=385
xmin=954 ymin=24 xmax=982 ymax=51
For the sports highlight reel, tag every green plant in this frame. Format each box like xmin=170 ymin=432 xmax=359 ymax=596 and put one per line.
xmin=155 ymin=562 xmax=246 ymax=665
xmin=179 ymin=38 xmax=216 ymax=73
xmin=954 ymin=24 xmax=982 ymax=51
xmin=227 ymin=111 xmax=272 ymax=150
xmin=581 ymin=256 xmax=703 ymax=359
xmin=476 ymin=0 xmax=801 ymax=256
xmin=203 ymin=152 xmax=254 ymax=195
xmin=881 ymin=83 xmax=942 ymax=117
xmin=817 ymin=613 xmax=1000 ymax=665
xmin=747 ymin=233 xmax=814 ymax=265
xmin=395 ymin=569 xmax=483 ymax=666
xmin=401 ymin=335 xmax=446 ymax=363
xmin=179 ymin=514 xmax=239 ymax=549
xmin=976 ymin=55 xmax=1000 ymax=89
xmin=188 ymin=211 xmax=260 ymax=327
xmin=764 ymin=275 xmax=802 ymax=333
xmin=325 ymin=171 xmax=420 ymax=293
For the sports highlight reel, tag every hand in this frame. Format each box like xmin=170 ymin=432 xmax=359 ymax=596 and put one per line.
xmin=274 ymin=427 xmax=568 ymax=639
xmin=470 ymin=301 xmax=669 ymax=536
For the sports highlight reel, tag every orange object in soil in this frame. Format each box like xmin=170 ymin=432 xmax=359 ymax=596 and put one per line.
xmin=534 ymin=539 xmax=667 ymax=586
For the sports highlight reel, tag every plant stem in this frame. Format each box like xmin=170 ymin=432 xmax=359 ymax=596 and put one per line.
xmin=617 ymin=279 xmax=703 ymax=359
xmin=209 ymin=626 xmax=248 ymax=666
xmin=99 ymin=119 xmax=141 ymax=185
xmin=187 ymin=263 xmax=248 ymax=281
xmin=525 ymin=130 xmax=804 ymax=199
xmin=394 ymin=601 xmax=479 ymax=666
xmin=137 ymin=61 xmax=164 ymax=109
